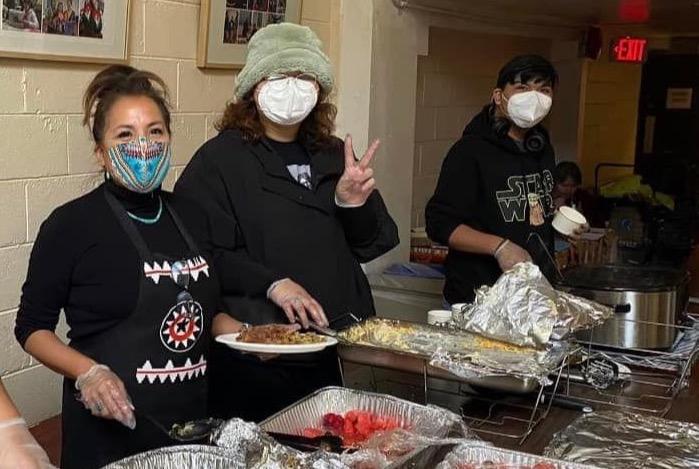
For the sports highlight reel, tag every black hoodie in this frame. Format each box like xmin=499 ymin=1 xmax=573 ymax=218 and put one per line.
xmin=425 ymin=106 xmax=555 ymax=303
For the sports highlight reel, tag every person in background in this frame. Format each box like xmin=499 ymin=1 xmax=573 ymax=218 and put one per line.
xmin=14 ymin=65 xmax=275 ymax=469
xmin=175 ymin=23 xmax=399 ymax=422
xmin=0 ymin=381 xmax=54 ymax=469
xmin=552 ymin=161 xmax=583 ymax=211
xmin=79 ymin=0 xmax=102 ymax=37
xmin=426 ymin=55 xmax=583 ymax=305
xmin=21 ymin=0 xmax=40 ymax=31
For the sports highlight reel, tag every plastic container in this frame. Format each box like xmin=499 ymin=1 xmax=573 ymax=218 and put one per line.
xmin=552 ymin=206 xmax=587 ymax=236
xmin=427 ymin=309 xmax=452 ymax=325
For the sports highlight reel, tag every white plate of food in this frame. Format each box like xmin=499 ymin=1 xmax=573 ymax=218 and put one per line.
xmin=215 ymin=325 xmax=338 ymax=354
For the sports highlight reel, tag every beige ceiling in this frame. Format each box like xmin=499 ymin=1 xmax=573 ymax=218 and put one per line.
xmin=403 ymin=0 xmax=699 ymax=34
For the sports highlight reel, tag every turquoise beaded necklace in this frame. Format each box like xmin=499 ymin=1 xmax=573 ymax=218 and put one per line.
xmin=127 ymin=196 xmax=163 ymax=224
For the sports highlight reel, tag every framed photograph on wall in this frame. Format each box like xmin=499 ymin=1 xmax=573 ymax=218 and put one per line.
xmin=198 ymin=0 xmax=302 ymax=69
xmin=0 ymin=0 xmax=130 ymax=63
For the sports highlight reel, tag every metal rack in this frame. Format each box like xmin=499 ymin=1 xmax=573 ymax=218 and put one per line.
xmin=456 ymin=358 xmax=572 ymax=444
xmin=338 ymin=346 xmax=578 ymax=445
xmin=550 ymin=318 xmax=699 ymax=417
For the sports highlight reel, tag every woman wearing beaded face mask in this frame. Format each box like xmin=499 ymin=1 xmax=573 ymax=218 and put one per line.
xmin=13 ymin=65 xmax=287 ymax=469
xmin=176 ymin=23 xmax=399 ymax=422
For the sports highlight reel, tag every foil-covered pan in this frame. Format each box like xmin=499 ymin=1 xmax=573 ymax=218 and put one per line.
xmin=453 ymin=263 xmax=612 ymax=348
xmin=338 ymin=319 xmax=569 ymax=392
xmin=437 ymin=443 xmax=597 ymax=468
xmin=102 ymin=445 xmax=239 ymax=469
xmin=544 ymin=411 xmax=699 ymax=468
xmin=259 ymin=386 xmax=473 ymax=468
xmin=211 ymin=418 xmax=348 ymax=468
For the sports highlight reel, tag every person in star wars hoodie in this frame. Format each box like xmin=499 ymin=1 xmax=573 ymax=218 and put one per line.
xmin=426 ymin=55 xmax=583 ymax=304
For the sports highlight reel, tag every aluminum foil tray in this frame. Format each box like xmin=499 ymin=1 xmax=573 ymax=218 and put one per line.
xmin=338 ymin=319 xmax=569 ymax=393
xmin=260 ymin=386 xmax=471 ymax=468
xmin=544 ymin=411 xmax=699 ymax=468
xmin=437 ymin=443 xmax=597 ymax=468
xmin=337 ymin=342 xmax=539 ymax=393
xmin=102 ymin=445 xmax=238 ymax=469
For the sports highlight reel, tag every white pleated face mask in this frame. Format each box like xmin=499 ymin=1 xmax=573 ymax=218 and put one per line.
xmin=504 ymin=90 xmax=553 ymax=129
xmin=257 ymin=75 xmax=319 ymax=126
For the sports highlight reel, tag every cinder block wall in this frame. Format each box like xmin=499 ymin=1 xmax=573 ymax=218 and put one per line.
xmin=0 ymin=0 xmax=340 ymax=426
xmin=412 ymin=28 xmax=551 ymax=229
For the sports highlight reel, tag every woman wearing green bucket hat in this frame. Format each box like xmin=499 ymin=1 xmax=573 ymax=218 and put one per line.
xmin=176 ymin=23 xmax=399 ymax=421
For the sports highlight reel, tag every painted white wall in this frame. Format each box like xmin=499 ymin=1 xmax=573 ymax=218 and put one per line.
xmin=549 ymin=40 xmax=586 ymax=163
xmin=336 ymin=1 xmax=587 ymax=254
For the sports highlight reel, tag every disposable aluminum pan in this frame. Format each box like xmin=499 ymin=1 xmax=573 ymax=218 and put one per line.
xmin=437 ymin=443 xmax=598 ymax=469
xmin=338 ymin=342 xmax=541 ymax=393
xmin=259 ymin=386 xmax=470 ymax=468
xmin=102 ymin=445 xmax=239 ymax=469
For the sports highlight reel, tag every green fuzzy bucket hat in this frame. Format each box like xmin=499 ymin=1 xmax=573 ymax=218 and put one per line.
xmin=234 ymin=23 xmax=334 ymax=100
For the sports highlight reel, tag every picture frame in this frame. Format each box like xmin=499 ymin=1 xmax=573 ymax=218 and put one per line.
xmin=197 ymin=0 xmax=302 ymax=69
xmin=0 ymin=0 xmax=130 ymax=64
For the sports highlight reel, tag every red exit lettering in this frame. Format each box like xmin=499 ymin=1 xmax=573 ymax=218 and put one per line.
xmin=612 ymin=37 xmax=647 ymax=63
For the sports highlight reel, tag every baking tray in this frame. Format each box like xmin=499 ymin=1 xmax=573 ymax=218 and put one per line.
xmin=259 ymin=386 xmax=469 ymax=468
xmin=337 ymin=319 xmax=562 ymax=393
xmin=437 ymin=443 xmax=598 ymax=469
xmin=102 ymin=445 xmax=238 ymax=469
xmin=338 ymin=342 xmax=540 ymax=393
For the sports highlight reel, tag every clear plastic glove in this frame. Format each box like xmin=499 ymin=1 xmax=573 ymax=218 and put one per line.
xmin=76 ymin=364 xmax=136 ymax=430
xmin=0 ymin=418 xmax=55 ymax=469
xmin=267 ymin=278 xmax=329 ymax=328
xmin=494 ymin=240 xmax=532 ymax=272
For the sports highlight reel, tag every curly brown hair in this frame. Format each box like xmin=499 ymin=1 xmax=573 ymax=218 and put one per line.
xmin=216 ymin=88 xmax=338 ymax=151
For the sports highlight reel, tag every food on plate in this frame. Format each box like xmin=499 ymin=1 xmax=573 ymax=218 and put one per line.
xmin=302 ymin=410 xmax=403 ymax=446
xmin=237 ymin=325 xmax=325 ymax=345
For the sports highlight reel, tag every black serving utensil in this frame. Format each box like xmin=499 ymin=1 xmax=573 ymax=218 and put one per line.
xmin=266 ymin=431 xmax=346 ymax=453
xmin=543 ymin=395 xmax=594 ymax=413
xmin=137 ymin=409 xmax=223 ymax=443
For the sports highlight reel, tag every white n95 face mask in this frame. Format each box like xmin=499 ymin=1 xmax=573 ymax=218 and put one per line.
xmin=257 ymin=77 xmax=319 ymax=126
xmin=505 ymin=90 xmax=552 ymax=129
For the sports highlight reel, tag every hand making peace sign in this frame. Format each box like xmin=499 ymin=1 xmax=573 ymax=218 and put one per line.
xmin=335 ymin=135 xmax=381 ymax=207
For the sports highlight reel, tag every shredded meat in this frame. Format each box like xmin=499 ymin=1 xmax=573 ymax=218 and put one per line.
xmin=238 ymin=325 xmax=325 ymax=344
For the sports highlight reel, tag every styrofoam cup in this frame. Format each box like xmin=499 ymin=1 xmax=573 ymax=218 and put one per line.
xmin=427 ymin=309 xmax=452 ymax=325
xmin=552 ymin=206 xmax=587 ymax=236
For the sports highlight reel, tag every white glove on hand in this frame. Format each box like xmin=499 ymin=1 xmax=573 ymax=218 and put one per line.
xmin=494 ymin=239 xmax=532 ymax=272
xmin=76 ymin=364 xmax=136 ymax=430
xmin=0 ymin=418 xmax=55 ymax=469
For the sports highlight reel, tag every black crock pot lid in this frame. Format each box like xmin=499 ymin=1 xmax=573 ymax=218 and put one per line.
xmin=557 ymin=264 xmax=688 ymax=291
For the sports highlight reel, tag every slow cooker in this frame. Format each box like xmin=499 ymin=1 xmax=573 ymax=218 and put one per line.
xmin=556 ymin=265 xmax=688 ymax=350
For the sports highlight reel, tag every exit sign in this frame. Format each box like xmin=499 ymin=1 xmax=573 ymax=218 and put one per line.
xmin=612 ymin=37 xmax=647 ymax=63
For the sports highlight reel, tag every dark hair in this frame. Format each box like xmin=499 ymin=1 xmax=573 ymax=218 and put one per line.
xmin=216 ymin=89 xmax=337 ymax=152
xmin=82 ymin=65 xmax=171 ymax=145
xmin=496 ymin=55 xmax=559 ymax=89
xmin=555 ymin=161 xmax=582 ymax=185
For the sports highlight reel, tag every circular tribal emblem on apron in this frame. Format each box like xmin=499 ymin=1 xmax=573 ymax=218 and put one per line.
xmin=160 ymin=300 xmax=204 ymax=352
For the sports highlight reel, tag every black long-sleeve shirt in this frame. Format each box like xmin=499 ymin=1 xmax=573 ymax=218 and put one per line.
xmin=14 ymin=181 xmax=261 ymax=347
xmin=174 ymin=130 xmax=399 ymax=326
